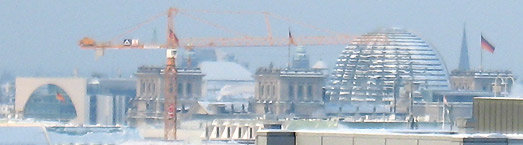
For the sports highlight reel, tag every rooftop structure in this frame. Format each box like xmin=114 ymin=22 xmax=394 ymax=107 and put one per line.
xmin=291 ymin=46 xmax=310 ymax=70
xmin=252 ymin=67 xmax=326 ymax=116
xmin=458 ymin=26 xmax=470 ymax=71
xmin=325 ymin=28 xmax=450 ymax=104
xmin=257 ymin=130 xmax=522 ymax=145
xmin=473 ymin=97 xmax=523 ymax=134
xmin=450 ymin=70 xmax=515 ymax=96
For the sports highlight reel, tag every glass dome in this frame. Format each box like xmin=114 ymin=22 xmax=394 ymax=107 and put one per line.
xmin=326 ymin=28 xmax=450 ymax=103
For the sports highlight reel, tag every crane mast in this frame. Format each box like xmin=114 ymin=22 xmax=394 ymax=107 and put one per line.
xmin=164 ymin=8 xmax=178 ymax=140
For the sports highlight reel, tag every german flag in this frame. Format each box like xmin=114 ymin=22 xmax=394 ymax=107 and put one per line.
xmin=288 ymin=28 xmax=296 ymax=45
xmin=481 ymin=34 xmax=495 ymax=53
xmin=56 ymin=92 xmax=65 ymax=102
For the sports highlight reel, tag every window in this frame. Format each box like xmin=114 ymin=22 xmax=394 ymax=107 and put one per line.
xmin=227 ymin=127 xmax=231 ymax=138
xmin=238 ymin=128 xmax=242 ymax=138
xmin=249 ymin=128 xmax=253 ymax=139
xmin=216 ymin=127 xmax=220 ymax=138
xmin=260 ymin=85 xmax=264 ymax=97
xmin=298 ymin=85 xmax=304 ymax=99
xmin=288 ymin=85 xmax=294 ymax=99
xmin=307 ymin=85 xmax=313 ymax=99
xmin=141 ymin=82 xmax=146 ymax=93
xmin=177 ymin=83 xmax=183 ymax=96
xmin=186 ymin=83 xmax=192 ymax=96
xmin=271 ymin=85 xmax=276 ymax=97
xmin=24 ymin=84 xmax=76 ymax=122
xmin=147 ymin=83 xmax=152 ymax=92
xmin=265 ymin=85 xmax=270 ymax=98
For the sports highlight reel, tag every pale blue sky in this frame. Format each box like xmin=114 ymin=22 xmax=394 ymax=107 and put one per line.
xmin=0 ymin=0 xmax=522 ymax=78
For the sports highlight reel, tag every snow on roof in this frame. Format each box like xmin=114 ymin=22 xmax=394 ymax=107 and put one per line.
xmin=199 ymin=61 xmax=253 ymax=81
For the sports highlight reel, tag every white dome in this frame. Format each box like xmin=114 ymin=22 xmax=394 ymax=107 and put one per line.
xmin=312 ymin=60 xmax=328 ymax=69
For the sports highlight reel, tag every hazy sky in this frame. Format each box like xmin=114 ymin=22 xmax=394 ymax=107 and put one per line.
xmin=1 ymin=0 xmax=522 ymax=78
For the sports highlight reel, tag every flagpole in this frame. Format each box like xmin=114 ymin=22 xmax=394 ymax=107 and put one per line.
xmin=480 ymin=45 xmax=483 ymax=71
xmin=442 ymin=97 xmax=445 ymax=130
xmin=288 ymin=43 xmax=291 ymax=69
xmin=288 ymin=27 xmax=292 ymax=69
xmin=480 ymin=33 xmax=483 ymax=71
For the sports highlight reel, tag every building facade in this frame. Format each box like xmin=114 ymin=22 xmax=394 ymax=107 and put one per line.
xmin=127 ymin=66 xmax=204 ymax=128
xmin=251 ymin=67 xmax=325 ymax=116
xmin=450 ymin=70 xmax=515 ymax=97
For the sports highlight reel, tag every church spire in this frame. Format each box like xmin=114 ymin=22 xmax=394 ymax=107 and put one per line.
xmin=458 ymin=25 xmax=470 ymax=71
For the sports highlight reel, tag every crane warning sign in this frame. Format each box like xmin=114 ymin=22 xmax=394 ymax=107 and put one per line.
xmin=123 ymin=39 xmax=132 ymax=46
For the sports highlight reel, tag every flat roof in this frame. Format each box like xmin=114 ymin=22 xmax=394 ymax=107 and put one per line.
xmin=259 ymin=129 xmax=523 ymax=140
xmin=474 ymin=97 xmax=523 ymax=101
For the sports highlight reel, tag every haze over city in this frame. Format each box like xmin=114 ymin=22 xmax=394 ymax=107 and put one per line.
xmin=1 ymin=1 xmax=523 ymax=145
xmin=1 ymin=0 xmax=522 ymax=77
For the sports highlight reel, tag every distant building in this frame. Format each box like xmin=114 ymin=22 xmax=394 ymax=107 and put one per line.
xmin=449 ymin=26 xmax=516 ymax=96
xmin=179 ymin=49 xmax=218 ymax=68
xmin=325 ymin=28 xmax=450 ymax=107
xmin=0 ymin=104 xmax=13 ymax=118
xmin=87 ymin=78 xmax=136 ymax=125
xmin=15 ymin=78 xmax=89 ymax=124
xmin=291 ymin=46 xmax=310 ymax=70
xmin=87 ymin=78 xmax=136 ymax=97
xmin=251 ymin=66 xmax=325 ymax=116
xmin=89 ymin=95 xmax=127 ymax=125
xmin=14 ymin=77 xmax=133 ymax=125
xmin=127 ymin=66 xmax=204 ymax=128
xmin=421 ymin=90 xmax=494 ymax=103
xmin=450 ymin=70 xmax=515 ymax=97
xmin=0 ymin=82 xmax=14 ymax=105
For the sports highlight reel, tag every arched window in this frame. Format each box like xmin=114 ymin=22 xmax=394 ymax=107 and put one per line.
xmin=24 ymin=84 xmax=77 ymax=122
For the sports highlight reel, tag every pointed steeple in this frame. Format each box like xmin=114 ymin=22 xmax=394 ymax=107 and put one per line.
xmin=458 ymin=25 xmax=470 ymax=71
